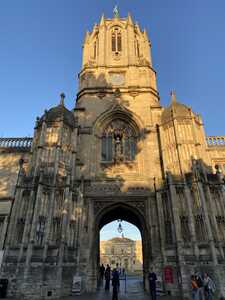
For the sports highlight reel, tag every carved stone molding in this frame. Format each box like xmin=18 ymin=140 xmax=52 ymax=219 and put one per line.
xmin=92 ymin=198 xmax=146 ymax=217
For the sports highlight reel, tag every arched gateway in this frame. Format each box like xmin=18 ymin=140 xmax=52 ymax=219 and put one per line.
xmin=88 ymin=202 xmax=151 ymax=291
xmin=1 ymin=9 xmax=225 ymax=300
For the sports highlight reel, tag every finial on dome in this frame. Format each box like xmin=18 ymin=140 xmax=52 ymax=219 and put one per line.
xmin=170 ymin=91 xmax=177 ymax=104
xmin=60 ymin=93 xmax=65 ymax=106
xmin=113 ymin=5 xmax=119 ymax=18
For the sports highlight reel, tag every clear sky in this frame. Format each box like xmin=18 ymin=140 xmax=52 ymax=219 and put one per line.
xmin=1 ymin=0 xmax=225 ymax=137
xmin=1 ymin=1 xmax=225 ymax=239
xmin=100 ymin=221 xmax=141 ymax=241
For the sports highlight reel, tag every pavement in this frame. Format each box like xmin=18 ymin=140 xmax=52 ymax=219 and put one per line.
xmin=5 ymin=276 xmax=181 ymax=300
xmin=62 ymin=276 xmax=181 ymax=300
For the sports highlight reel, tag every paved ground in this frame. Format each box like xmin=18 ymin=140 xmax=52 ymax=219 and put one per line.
xmin=63 ymin=276 xmax=180 ymax=300
xmin=5 ymin=276 xmax=181 ymax=299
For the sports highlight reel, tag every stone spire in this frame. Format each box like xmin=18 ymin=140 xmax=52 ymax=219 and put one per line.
xmin=170 ymin=91 xmax=177 ymax=104
xmin=127 ymin=12 xmax=133 ymax=25
xmin=100 ymin=13 xmax=105 ymax=26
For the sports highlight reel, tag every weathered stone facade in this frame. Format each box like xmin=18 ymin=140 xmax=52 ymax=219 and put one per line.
xmin=1 ymin=11 xmax=225 ymax=299
xmin=100 ymin=237 xmax=143 ymax=272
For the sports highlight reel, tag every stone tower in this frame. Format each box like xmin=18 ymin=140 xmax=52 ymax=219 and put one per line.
xmin=1 ymin=10 xmax=225 ymax=300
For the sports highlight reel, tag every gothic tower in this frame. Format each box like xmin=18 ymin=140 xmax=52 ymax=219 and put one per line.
xmin=1 ymin=9 xmax=225 ymax=300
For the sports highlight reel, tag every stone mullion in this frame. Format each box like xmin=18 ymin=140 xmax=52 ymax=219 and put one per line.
xmin=196 ymin=171 xmax=225 ymax=298
xmin=74 ymin=181 xmax=84 ymax=273
xmin=67 ymin=192 xmax=73 ymax=247
xmin=183 ymin=183 xmax=199 ymax=258
xmin=73 ymin=198 xmax=79 ymax=261
xmin=55 ymin=171 xmax=71 ymax=295
xmin=204 ymin=183 xmax=224 ymax=259
xmin=155 ymin=190 xmax=167 ymax=265
xmin=29 ymin=172 xmax=44 ymax=243
xmin=61 ymin=174 xmax=71 ymax=262
xmin=0 ymin=216 xmax=9 ymax=249
xmin=17 ymin=191 xmax=36 ymax=263
xmin=7 ymin=187 xmax=24 ymax=247
xmin=42 ymin=189 xmax=56 ymax=261
xmin=42 ymin=146 xmax=60 ymax=261
xmin=23 ymin=182 xmax=43 ymax=272
xmin=196 ymin=179 xmax=218 ymax=264
xmin=167 ymin=173 xmax=186 ymax=298
xmin=22 ymin=120 xmax=47 ymax=270
xmin=216 ymin=173 xmax=225 ymax=240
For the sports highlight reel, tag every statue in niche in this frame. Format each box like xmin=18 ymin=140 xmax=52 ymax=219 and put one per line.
xmin=114 ymin=127 xmax=124 ymax=162
xmin=101 ymin=119 xmax=137 ymax=163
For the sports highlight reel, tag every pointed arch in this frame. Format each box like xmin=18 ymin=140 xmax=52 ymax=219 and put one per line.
xmin=93 ymin=106 xmax=144 ymax=163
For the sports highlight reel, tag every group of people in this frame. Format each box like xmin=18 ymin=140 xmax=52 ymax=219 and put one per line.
xmin=99 ymin=264 xmax=121 ymax=300
xmin=191 ymin=272 xmax=216 ymax=300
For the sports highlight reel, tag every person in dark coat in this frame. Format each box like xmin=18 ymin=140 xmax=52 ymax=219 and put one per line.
xmin=100 ymin=264 xmax=105 ymax=280
xmin=105 ymin=264 xmax=111 ymax=291
xmin=148 ymin=269 xmax=157 ymax=300
xmin=112 ymin=268 xmax=120 ymax=300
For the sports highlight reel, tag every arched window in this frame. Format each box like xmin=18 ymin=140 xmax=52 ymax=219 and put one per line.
xmin=101 ymin=119 xmax=137 ymax=163
xmin=112 ymin=28 xmax=122 ymax=53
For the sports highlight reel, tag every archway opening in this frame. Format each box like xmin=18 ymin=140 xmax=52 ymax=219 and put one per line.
xmin=100 ymin=221 xmax=143 ymax=275
xmin=92 ymin=202 xmax=151 ymax=292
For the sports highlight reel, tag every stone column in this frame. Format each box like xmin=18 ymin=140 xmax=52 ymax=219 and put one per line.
xmin=183 ymin=180 xmax=199 ymax=258
xmin=0 ymin=217 xmax=8 ymax=250
xmin=167 ymin=172 xmax=187 ymax=298
xmin=42 ymin=146 xmax=60 ymax=261
xmin=196 ymin=179 xmax=217 ymax=263
xmin=155 ymin=188 xmax=166 ymax=265
xmin=204 ymin=182 xmax=224 ymax=259
xmin=155 ymin=187 xmax=168 ymax=294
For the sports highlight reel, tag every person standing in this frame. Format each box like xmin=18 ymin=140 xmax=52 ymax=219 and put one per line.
xmin=203 ymin=273 xmax=216 ymax=300
xmin=112 ymin=268 xmax=120 ymax=300
xmin=191 ymin=275 xmax=198 ymax=300
xmin=148 ymin=269 xmax=157 ymax=300
xmin=100 ymin=264 xmax=105 ymax=281
xmin=195 ymin=272 xmax=205 ymax=300
xmin=105 ymin=264 xmax=111 ymax=291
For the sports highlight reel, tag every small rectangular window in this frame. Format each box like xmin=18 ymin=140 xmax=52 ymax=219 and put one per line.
xmin=112 ymin=34 xmax=116 ymax=52
xmin=117 ymin=33 xmax=122 ymax=52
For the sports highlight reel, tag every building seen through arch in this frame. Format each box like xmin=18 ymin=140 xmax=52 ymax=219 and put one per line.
xmin=100 ymin=220 xmax=143 ymax=273
xmin=1 ymin=9 xmax=225 ymax=300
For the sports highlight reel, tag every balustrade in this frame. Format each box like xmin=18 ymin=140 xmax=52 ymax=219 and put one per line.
xmin=0 ymin=137 xmax=33 ymax=149
xmin=206 ymin=136 xmax=225 ymax=146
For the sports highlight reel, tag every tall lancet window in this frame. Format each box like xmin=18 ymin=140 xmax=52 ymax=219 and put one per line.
xmin=101 ymin=119 xmax=137 ymax=163
xmin=112 ymin=28 xmax=122 ymax=53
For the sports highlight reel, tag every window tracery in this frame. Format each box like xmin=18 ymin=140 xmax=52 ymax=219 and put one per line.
xmin=36 ymin=216 xmax=46 ymax=246
xmin=195 ymin=215 xmax=207 ymax=242
xmin=112 ymin=28 xmax=122 ymax=53
xmin=101 ymin=119 xmax=137 ymax=163
xmin=180 ymin=216 xmax=191 ymax=242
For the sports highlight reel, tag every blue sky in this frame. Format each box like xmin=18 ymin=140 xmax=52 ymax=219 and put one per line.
xmin=1 ymin=1 xmax=225 ymax=240
xmin=100 ymin=221 xmax=141 ymax=241
xmin=1 ymin=0 xmax=225 ymax=137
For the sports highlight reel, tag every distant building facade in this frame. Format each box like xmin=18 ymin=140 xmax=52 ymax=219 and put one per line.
xmin=0 ymin=9 xmax=225 ymax=300
xmin=100 ymin=237 xmax=142 ymax=272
